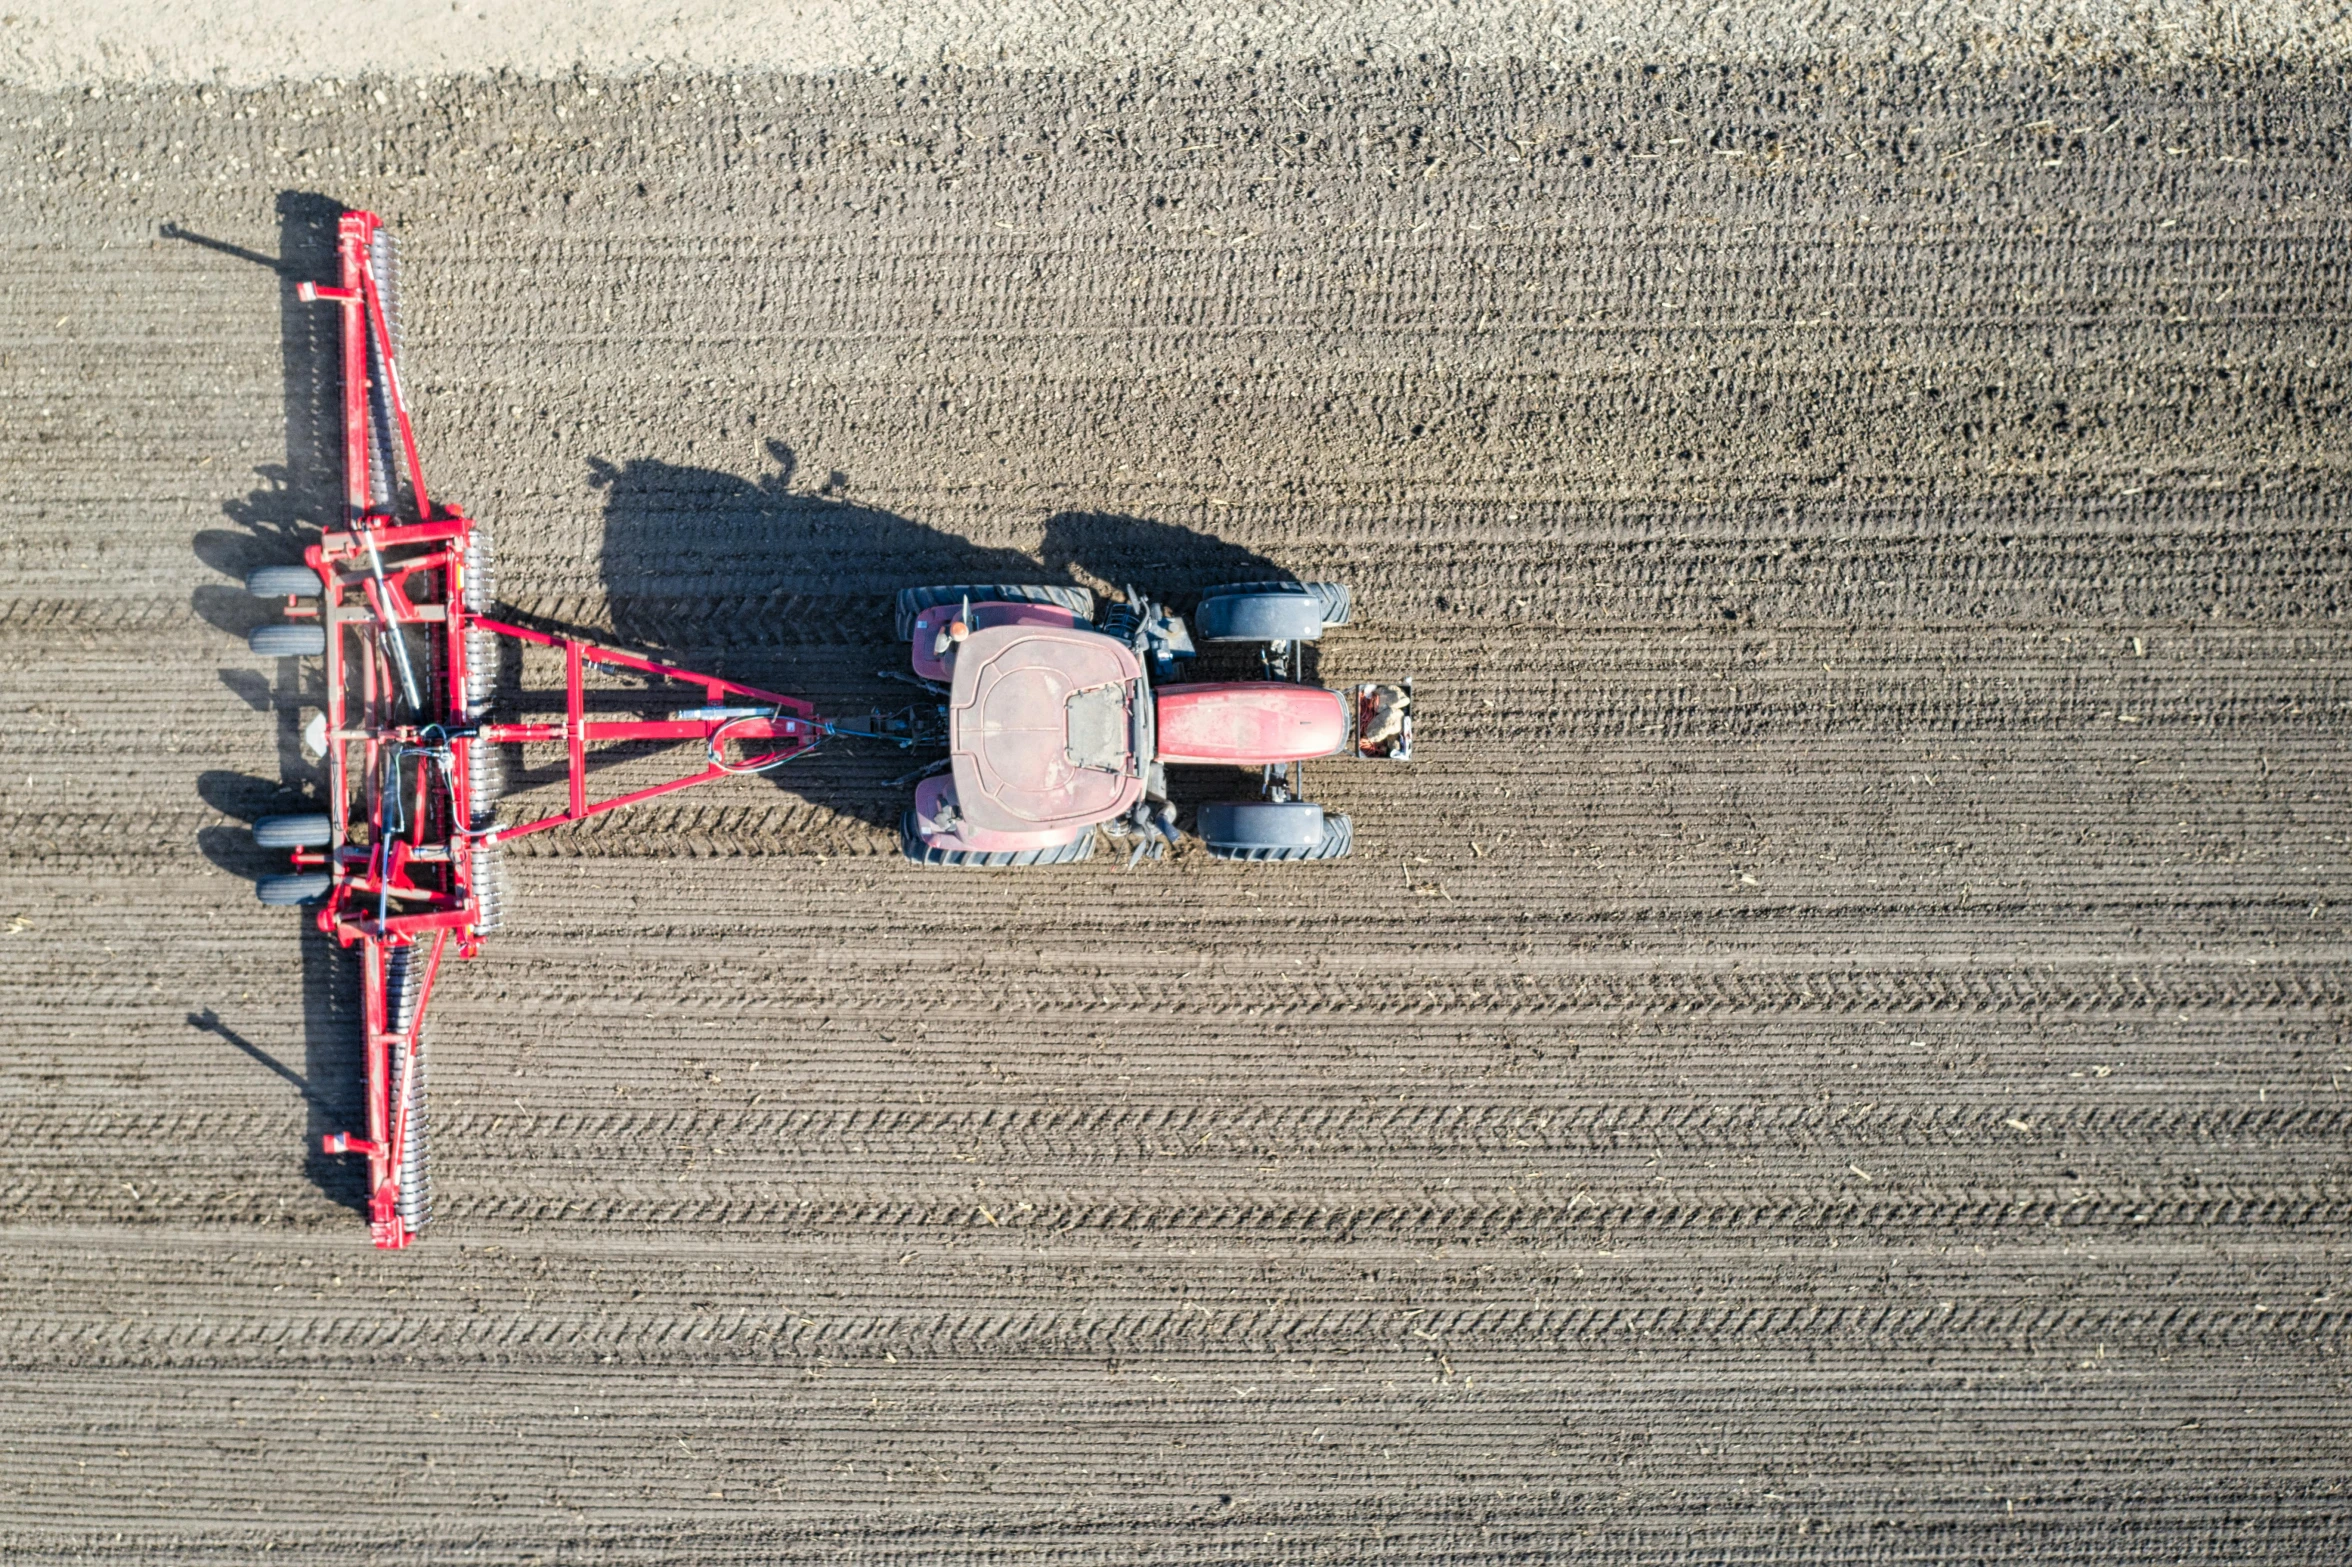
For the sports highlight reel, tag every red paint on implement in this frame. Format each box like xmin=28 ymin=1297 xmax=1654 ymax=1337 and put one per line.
xmin=289 ymin=211 xmax=841 ymax=1247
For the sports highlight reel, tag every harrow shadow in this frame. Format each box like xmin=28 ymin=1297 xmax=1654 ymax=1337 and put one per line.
xmin=185 ymin=192 xmax=345 ymax=620
xmin=587 ymin=444 xmax=1295 ymax=827
xmin=178 ymin=191 xmax=366 ymax=1214
xmin=186 ymin=1008 xmax=355 ymax=1122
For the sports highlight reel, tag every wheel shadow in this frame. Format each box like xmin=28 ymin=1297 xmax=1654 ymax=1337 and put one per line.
xmin=173 ymin=191 xmax=365 ymax=1214
xmin=584 ymin=442 xmax=1294 ymax=825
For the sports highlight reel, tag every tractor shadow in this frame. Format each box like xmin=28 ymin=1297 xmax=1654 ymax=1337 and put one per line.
xmin=175 ymin=191 xmax=366 ymax=1214
xmin=584 ymin=441 xmax=1294 ymax=826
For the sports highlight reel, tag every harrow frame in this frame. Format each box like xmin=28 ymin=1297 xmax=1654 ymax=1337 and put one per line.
xmin=278 ymin=210 xmax=829 ymax=1247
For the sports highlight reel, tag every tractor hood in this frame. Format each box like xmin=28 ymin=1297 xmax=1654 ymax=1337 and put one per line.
xmin=1153 ymin=682 xmax=1349 ymax=765
xmin=948 ymin=623 xmax=1146 ymax=833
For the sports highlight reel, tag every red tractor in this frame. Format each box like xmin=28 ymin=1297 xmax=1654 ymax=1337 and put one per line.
xmin=234 ymin=213 xmax=1412 ymax=1246
xmin=891 ymin=584 xmax=1409 ymax=867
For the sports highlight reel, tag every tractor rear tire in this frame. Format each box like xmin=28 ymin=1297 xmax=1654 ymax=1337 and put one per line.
xmin=894 ymin=584 xmax=1094 ymax=641
xmin=384 ymin=942 xmax=431 ymax=1236
xmin=1198 ymin=801 xmax=1353 ymax=862
xmin=249 ymin=623 xmax=327 ymax=657
xmin=246 ymin=565 xmax=325 ymax=598
xmin=1196 ymin=580 xmax=1350 ymax=636
xmin=252 ymin=813 xmax=333 ymax=849
xmin=900 ymin=811 xmax=1098 ymax=867
xmin=256 ymin=872 xmax=333 ymax=905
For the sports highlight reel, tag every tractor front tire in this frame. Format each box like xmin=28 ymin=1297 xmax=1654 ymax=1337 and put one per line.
xmin=894 ymin=583 xmax=1094 ymax=641
xmin=1195 ymin=580 xmax=1350 ymax=641
xmin=900 ymin=812 xmax=1098 ymax=867
xmin=1198 ymin=801 xmax=1353 ymax=862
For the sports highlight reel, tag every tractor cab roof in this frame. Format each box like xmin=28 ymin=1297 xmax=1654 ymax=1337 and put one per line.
xmin=948 ymin=623 xmax=1147 ymax=833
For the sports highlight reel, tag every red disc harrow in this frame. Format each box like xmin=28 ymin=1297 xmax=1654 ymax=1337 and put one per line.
xmin=260 ymin=211 xmax=836 ymax=1247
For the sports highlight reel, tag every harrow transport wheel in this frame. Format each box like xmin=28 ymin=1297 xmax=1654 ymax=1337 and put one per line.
xmin=252 ymin=812 xmax=332 ymax=849
xmin=246 ymin=565 xmax=324 ymax=598
xmin=461 ymin=526 xmax=496 ymax=614
xmin=899 ymin=811 xmax=1098 ymax=867
xmin=256 ymin=872 xmax=332 ymax=905
xmin=1194 ymin=581 xmax=1350 ymax=643
xmin=249 ymin=623 xmax=327 ymax=657
xmin=1198 ymin=801 xmax=1354 ymax=862
xmin=894 ymin=583 xmax=1094 ymax=641
xmin=384 ymin=943 xmax=431 ymax=1235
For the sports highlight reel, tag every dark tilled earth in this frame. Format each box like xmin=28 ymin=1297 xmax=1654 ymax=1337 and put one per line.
xmin=1 ymin=60 xmax=2348 ymax=1562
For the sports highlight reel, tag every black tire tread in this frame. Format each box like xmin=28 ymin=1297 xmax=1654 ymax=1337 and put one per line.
xmin=246 ymin=565 xmax=325 ymax=598
xmin=1203 ymin=812 xmax=1354 ymax=862
xmin=899 ymin=811 xmax=1097 ymax=867
xmin=248 ymin=623 xmax=327 ymax=657
xmin=252 ymin=813 xmax=332 ymax=849
xmin=894 ymin=583 xmax=1094 ymax=640
xmin=255 ymin=872 xmax=332 ymax=905
xmin=1196 ymin=579 xmax=1351 ymax=629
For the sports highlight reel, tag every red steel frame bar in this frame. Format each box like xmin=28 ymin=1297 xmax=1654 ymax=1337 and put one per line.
xmin=465 ymin=614 xmax=819 ymax=841
xmin=283 ymin=209 xmax=834 ymax=1248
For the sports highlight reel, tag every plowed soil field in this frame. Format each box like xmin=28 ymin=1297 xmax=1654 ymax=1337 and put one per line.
xmin=3 ymin=58 xmax=2349 ymax=1562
